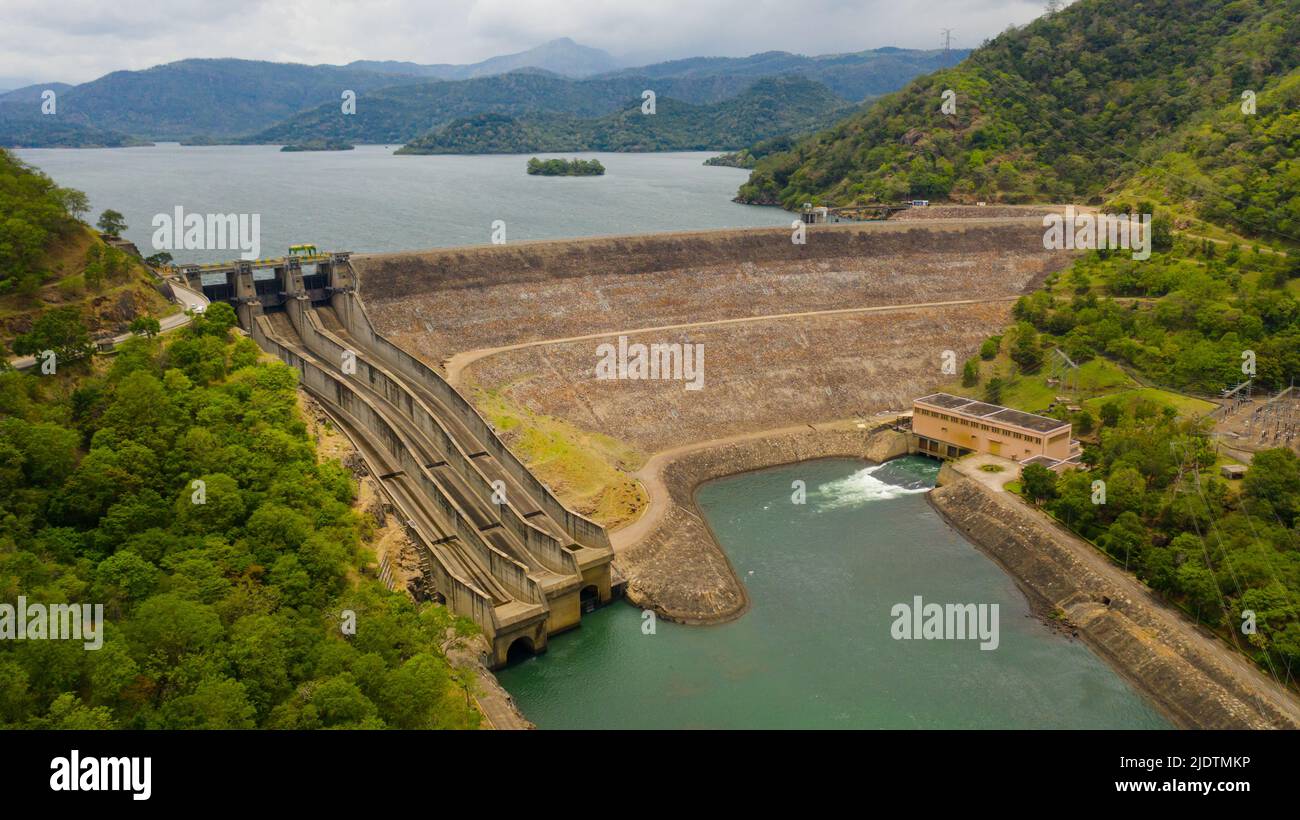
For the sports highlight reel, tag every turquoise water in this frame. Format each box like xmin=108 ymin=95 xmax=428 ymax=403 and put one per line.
xmin=13 ymin=145 xmax=789 ymax=265
xmin=497 ymin=457 xmax=1170 ymax=729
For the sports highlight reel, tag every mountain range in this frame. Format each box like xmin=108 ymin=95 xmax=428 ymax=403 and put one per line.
xmin=397 ymin=76 xmax=852 ymax=154
xmin=0 ymin=39 xmax=968 ymax=150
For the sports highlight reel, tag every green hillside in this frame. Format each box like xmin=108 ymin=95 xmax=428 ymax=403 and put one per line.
xmin=248 ymin=72 xmax=779 ymax=146
xmin=0 ymin=150 xmax=174 ymax=353
xmin=0 ymin=308 xmax=480 ymax=728
xmin=397 ymin=76 xmax=850 ymax=154
xmin=737 ymin=0 xmax=1300 ymax=245
xmin=597 ymin=46 xmax=968 ymax=101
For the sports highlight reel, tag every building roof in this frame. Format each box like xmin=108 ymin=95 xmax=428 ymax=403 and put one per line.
xmin=915 ymin=392 xmax=1070 ymax=434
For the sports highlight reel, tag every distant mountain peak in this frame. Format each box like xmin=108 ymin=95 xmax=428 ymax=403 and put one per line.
xmin=469 ymin=38 xmax=620 ymax=78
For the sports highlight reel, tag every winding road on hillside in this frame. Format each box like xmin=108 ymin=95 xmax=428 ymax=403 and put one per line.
xmin=7 ymin=276 xmax=208 ymax=371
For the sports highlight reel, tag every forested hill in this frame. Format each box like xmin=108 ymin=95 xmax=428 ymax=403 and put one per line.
xmin=396 ymin=76 xmax=850 ymax=154
xmin=1 ymin=45 xmax=960 ymax=148
xmin=595 ymin=46 xmax=969 ymax=101
xmin=0 ymin=305 xmax=482 ymax=728
xmin=737 ymin=0 xmax=1300 ymax=242
xmin=0 ymin=60 xmax=422 ymax=142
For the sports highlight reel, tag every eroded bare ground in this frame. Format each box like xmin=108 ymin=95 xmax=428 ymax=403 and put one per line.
xmin=354 ymin=222 xmax=1076 ymax=620
xmin=459 ymin=302 xmax=1014 ymax=453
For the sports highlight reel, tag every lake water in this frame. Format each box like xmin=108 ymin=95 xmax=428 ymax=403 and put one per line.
xmin=14 ymin=145 xmax=789 ymax=264
xmin=498 ymin=458 xmax=1169 ymax=729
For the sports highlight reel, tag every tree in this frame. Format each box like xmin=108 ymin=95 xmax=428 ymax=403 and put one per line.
xmin=983 ymin=376 xmax=1004 ymax=404
xmin=1242 ymin=449 xmax=1300 ymax=526
xmin=96 ymin=209 xmax=127 ymax=236
xmin=979 ymin=337 xmax=1000 ymax=360
xmin=57 ymin=188 xmax=90 ymax=221
xmin=1075 ymin=409 xmax=1095 ymax=435
xmin=1099 ymin=400 xmax=1123 ymax=428
xmin=144 ymin=252 xmax=173 ymax=268
xmin=1010 ymin=322 xmax=1042 ymax=371
xmin=11 ymin=306 xmax=94 ymax=363
xmin=1021 ymin=463 xmax=1057 ymax=504
xmin=129 ymin=316 xmax=161 ymax=338
xmin=961 ymin=358 xmax=980 ymax=387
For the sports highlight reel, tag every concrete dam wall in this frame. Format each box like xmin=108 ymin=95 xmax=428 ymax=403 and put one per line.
xmin=354 ymin=219 xmax=1057 ymax=301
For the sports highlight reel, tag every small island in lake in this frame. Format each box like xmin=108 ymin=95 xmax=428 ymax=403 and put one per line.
xmin=526 ymin=157 xmax=605 ymax=176
xmin=281 ymin=139 xmax=355 ymax=152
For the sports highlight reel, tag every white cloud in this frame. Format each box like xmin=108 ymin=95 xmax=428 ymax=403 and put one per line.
xmin=0 ymin=0 xmax=1047 ymax=84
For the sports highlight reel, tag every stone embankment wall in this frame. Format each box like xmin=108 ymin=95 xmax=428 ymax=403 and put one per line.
xmin=930 ymin=477 xmax=1300 ymax=729
xmin=619 ymin=426 xmax=909 ymax=623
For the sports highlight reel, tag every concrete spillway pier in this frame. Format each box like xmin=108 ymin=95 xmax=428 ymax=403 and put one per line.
xmin=189 ymin=254 xmax=614 ymax=668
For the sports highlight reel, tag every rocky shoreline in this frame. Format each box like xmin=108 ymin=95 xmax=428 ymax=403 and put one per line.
xmin=928 ymin=474 xmax=1300 ymax=729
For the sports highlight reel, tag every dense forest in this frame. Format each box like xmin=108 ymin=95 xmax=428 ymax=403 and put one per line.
xmin=703 ymin=133 xmax=802 ymax=169
xmin=398 ymin=77 xmax=848 ymax=155
xmin=0 ymin=303 xmax=480 ymax=728
xmin=1023 ymin=409 xmax=1300 ymax=678
xmin=737 ymin=0 xmax=1300 ymax=243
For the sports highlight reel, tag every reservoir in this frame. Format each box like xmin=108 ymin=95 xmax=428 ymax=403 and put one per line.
xmin=13 ymin=145 xmax=789 ymax=265
xmin=497 ymin=457 xmax=1169 ymax=729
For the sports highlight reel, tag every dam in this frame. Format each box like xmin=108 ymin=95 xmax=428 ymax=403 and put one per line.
xmin=186 ymin=218 xmax=1071 ymax=666
xmin=180 ymin=254 xmax=616 ymax=668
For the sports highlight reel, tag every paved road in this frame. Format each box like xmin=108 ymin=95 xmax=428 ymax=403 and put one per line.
xmin=7 ymin=276 xmax=208 ymax=371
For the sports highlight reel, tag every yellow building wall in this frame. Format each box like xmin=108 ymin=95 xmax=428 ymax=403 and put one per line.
xmin=913 ymin=407 xmax=1071 ymax=461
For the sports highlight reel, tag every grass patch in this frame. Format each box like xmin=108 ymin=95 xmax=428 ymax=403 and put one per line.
xmin=471 ymin=384 xmax=648 ymax=529
xmin=979 ymin=464 xmax=1005 ymax=473
xmin=1082 ymin=387 xmax=1217 ymax=419
xmin=950 ymin=352 xmax=1138 ymax=415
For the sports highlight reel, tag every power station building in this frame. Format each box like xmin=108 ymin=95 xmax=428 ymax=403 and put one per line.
xmin=912 ymin=392 xmax=1079 ymax=466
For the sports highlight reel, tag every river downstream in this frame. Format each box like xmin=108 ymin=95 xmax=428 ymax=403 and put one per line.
xmin=498 ymin=457 xmax=1168 ymax=729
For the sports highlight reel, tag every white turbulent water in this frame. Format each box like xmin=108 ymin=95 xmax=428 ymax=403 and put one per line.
xmin=813 ymin=465 xmax=932 ymax=509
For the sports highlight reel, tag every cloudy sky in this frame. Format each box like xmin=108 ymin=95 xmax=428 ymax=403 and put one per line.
xmin=0 ymin=0 xmax=1048 ymax=87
